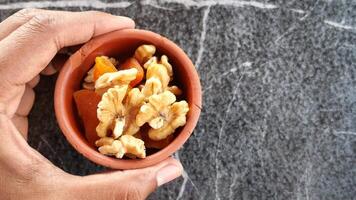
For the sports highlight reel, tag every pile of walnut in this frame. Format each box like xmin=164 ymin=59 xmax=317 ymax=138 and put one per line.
xmin=81 ymin=44 xmax=189 ymax=159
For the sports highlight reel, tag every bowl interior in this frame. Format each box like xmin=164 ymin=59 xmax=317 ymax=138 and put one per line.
xmin=56 ymin=29 xmax=201 ymax=169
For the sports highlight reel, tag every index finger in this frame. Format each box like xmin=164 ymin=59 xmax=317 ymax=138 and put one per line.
xmin=0 ymin=10 xmax=135 ymax=88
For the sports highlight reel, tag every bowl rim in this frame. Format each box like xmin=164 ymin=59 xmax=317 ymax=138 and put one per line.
xmin=54 ymin=29 xmax=202 ymax=169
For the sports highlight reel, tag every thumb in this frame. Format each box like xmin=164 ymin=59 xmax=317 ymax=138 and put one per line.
xmin=70 ymin=157 xmax=183 ymax=200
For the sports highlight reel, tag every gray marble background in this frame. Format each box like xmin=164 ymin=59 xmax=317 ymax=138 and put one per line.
xmin=1 ymin=0 xmax=356 ymax=199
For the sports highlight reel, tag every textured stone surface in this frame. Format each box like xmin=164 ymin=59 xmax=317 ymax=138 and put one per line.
xmin=1 ymin=0 xmax=356 ymax=199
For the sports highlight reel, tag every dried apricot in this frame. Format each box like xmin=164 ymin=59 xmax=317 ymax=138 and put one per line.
xmin=93 ymin=56 xmax=117 ymax=81
xmin=73 ymin=90 xmax=102 ymax=146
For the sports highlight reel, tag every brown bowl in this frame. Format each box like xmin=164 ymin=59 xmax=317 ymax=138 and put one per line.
xmin=54 ymin=29 xmax=202 ymax=169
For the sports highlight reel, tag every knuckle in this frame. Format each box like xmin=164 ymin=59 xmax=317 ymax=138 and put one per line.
xmin=14 ymin=8 xmax=38 ymax=19
xmin=26 ymin=14 xmax=56 ymax=33
xmin=23 ymin=14 xmax=62 ymax=50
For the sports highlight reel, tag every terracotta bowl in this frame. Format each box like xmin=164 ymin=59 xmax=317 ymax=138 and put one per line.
xmin=54 ymin=29 xmax=202 ymax=169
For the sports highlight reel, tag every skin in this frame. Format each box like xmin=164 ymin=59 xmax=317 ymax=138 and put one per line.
xmin=0 ymin=9 xmax=182 ymax=200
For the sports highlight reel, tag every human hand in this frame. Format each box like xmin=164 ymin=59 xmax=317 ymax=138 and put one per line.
xmin=0 ymin=9 xmax=182 ymax=200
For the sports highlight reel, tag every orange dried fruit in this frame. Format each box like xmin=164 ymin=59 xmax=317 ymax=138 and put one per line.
xmin=73 ymin=90 xmax=102 ymax=146
xmin=93 ymin=56 xmax=117 ymax=81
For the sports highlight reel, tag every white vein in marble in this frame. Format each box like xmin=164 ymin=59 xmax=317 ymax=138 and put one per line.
xmin=324 ymin=20 xmax=356 ymax=31
xmin=333 ymin=131 xmax=356 ymax=136
xmin=290 ymin=8 xmax=306 ymax=14
xmin=274 ymin=24 xmax=297 ymax=44
xmin=195 ymin=6 xmax=210 ymax=69
xmin=174 ymin=151 xmax=200 ymax=200
xmin=214 ymin=86 xmax=239 ymax=200
xmin=141 ymin=0 xmax=277 ymax=9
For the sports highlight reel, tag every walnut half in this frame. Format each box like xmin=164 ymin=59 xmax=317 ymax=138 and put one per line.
xmin=134 ymin=44 xmax=156 ymax=65
xmin=136 ymin=91 xmax=176 ymax=129
xmin=144 ymin=55 xmax=173 ymax=79
xmin=148 ymin=100 xmax=189 ymax=141
xmin=96 ymin=85 xmax=145 ymax=139
xmin=141 ymin=63 xmax=170 ymax=98
xmin=136 ymin=91 xmax=189 ymax=140
xmin=95 ymin=135 xmax=146 ymax=158
xmin=96 ymin=85 xmax=127 ymax=139
xmin=141 ymin=55 xmax=182 ymax=98
xmin=95 ymin=68 xmax=138 ymax=91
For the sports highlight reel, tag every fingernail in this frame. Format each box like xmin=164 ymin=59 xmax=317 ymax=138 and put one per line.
xmin=41 ymin=62 xmax=56 ymax=75
xmin=156 ymin=164 xmax=182 ymax=186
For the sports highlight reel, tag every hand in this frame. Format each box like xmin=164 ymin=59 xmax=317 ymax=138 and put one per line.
xmin=0 ymin=9 xmax=182 ymax=200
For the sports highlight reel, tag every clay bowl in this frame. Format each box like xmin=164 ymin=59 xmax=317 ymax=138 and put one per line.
xmin=54 ymin=29 xmax=202 ymax=169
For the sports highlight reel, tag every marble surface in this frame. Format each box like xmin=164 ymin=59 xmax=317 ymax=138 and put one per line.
xmin=1 ymin=0 xmax=356 ymax=199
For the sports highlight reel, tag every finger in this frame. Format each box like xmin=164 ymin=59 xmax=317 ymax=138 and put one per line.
xmin=6 ymin=86 xmax=25 ymax=117
xmin=41 ymin=54 xmax=68 ymax=75
xmin=0 ymin=8 xmax=42 ymax=40
xmin=0 ymin=110 xmax=39 ymax=168
xmin=16 ymin=85 xmax=35 ymax=116
xmin=0 ymin=10 xmax=135 ymax=89
xmin=27 ymin=75 xmax=40 ymax=88
xmin=11 ymin=114 xmax=28 ymax=140
xmin=72 ymin=157 xmax=183 ymax=200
